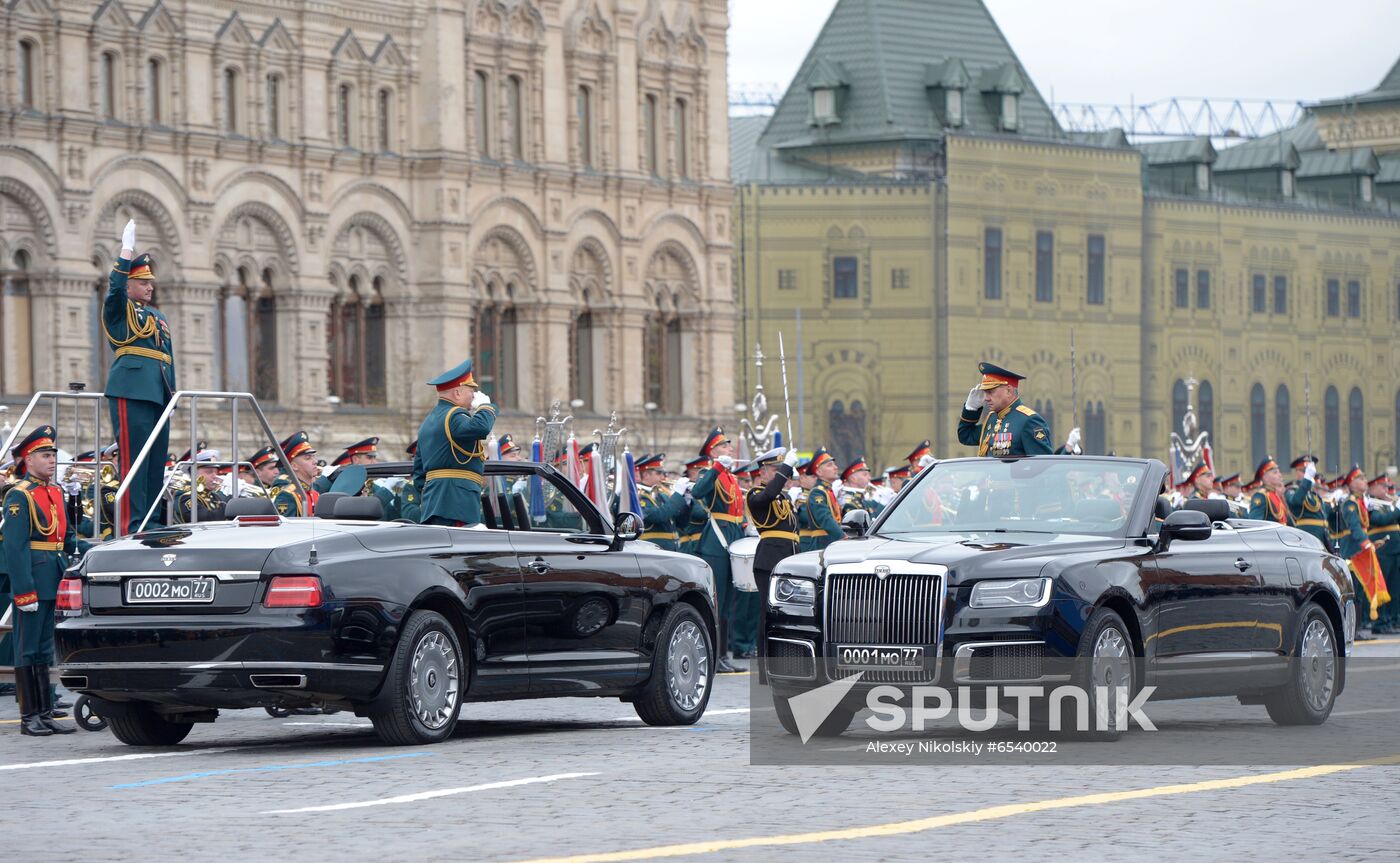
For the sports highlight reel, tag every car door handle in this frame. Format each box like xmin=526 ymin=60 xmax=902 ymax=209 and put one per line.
xmin=527 ymin=559 xmax=551 ymax=575
xmin=1234 ymin=558 xmax=1252 ymax=571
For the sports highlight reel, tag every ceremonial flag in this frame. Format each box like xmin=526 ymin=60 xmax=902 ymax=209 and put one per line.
xmin=587 ymin=450 xmax=607 ymax=509
xmin=620 ymin=450 xmax=642 ymax=519
xmin=529 ymin=439 xmax=545 ymax=524
xmin=566 ymin=437 xmax=581 ymax=490
xmin=1351 ymin=544 xmax=1391 ymax=621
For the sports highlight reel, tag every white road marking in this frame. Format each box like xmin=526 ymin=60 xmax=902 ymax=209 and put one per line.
xmin=1344 ymin=663 xmax=1400 ymax=673
xmin=262 ymin=771 xmax=601 ymax=814
xmin=0 ymin=748 xmax=234 ymax=772
xmin=1332 ymin=707 xmax=1400 ymax=717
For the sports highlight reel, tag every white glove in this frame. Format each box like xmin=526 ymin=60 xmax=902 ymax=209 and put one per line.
xmin=121 ymin=218 xmax=136 ymax=254
xmin=17 ymin=600 xmax=37 ymax=613
xmin=1304 ymin=461 xmax=1317 ymax=481
xmin=671 ymin=477 xmax=692 ymax=496
xmin=715 ymin=456 xmax=735 ymax=471
xmin=1067 ymin=427 xmax=1082 ymax=450
xmin=918 ymin=454 xmax=936 ymax=469
xmin=783 ymin=448 xmax=801 ymax=468
xmin=470 ymin=391 xmax=491 ymax=409
xmin=965 ymin=386 xmax=985 ymax=412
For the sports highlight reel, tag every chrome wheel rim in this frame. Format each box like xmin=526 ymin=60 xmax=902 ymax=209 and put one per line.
xmin=666 ymin=620 xmax=709 ymax=712
xmin=409 ymin=629 xmax=459 ymax=731
xmin=1091 ymin=626 xmax=1131 ymax=730
xmin=1299 ymin=618 xmax=1336 ymax=712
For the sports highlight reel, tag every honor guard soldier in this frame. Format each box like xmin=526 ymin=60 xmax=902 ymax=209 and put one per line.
xmin=248 ymin=446 xmax=282 ymax=495
xmin=1287 ymin=455 xmax=1332 ymax=550
xmin=958 ymin=363 xmax=1053 ymax=457
xmin=634 ymin=454 xmax=683 ymax=550
xmin=887 ymin=464 xmax=911 ymax=494
xmin=498 ymin=434 xmax=526 ymax=462
xmin=5 ymin=426 xmax=85 ymax=736
xmin=1220 ymin=473 xmax=1247 ymax=517
xmin=1339 ymin=466 xmax=1400 ymax=628
xmin=172 ymin=449 xmax=229 ymax=523
xmin=1369 ymin=475 xmax=1399 ymax=633
xmin=673 ymin=456 xmax=711 ymax=555
xmin=1184 ymin=463 xmax=1215 ymax=500
xmin=270 ymin=432 xmax=321 ymax=517
xmin=413 ymin=359 xmax=498 ymax=526
xmin=397 ymin=441 xmax=422 ymax=523
xmin=105 ymin=219 xmax=177 ymax=534
xmin=747 ymin=447 xmax=803 ymax=655
xmin=691 ymin=429 xmax=746 ymax=672
xmin=906 ymin=441 xmax=932 ymax=476
xmin=801 ymin=448 xmax=844 ymax=552
xmin=840 ymin=456 xmax=884 ymax=518
xmin=1246 ymin=457 xmax=1297 ymax=525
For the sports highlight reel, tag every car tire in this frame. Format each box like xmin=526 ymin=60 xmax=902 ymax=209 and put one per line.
xmin=107 ymin=704 xmax=194 ymax=746
xmin=771 ymin=693 xmax=856 ymax=738
xmin=633 ymin=603 xmax=714 ymax=726
xmin=370 ymin=609 xmax=466 ymax=746
xmin=1047 ymin=606 xmax=1137 ymax=740
xmin=1265 ymin=601 xmax=1339 ymax=726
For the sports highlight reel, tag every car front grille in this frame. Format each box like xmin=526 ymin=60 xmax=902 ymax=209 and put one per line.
xmin=825 ymin=572 xmax=942 ymax=645
xmin=964 ymin=642 xmax=1045 ymax=682
xmin=765 ymin=638 xmax=816 ymax=680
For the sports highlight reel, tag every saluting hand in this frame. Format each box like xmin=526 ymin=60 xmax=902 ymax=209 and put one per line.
xmin=470 ymin=390 xmax=491 ymax=410
xmin=783 ymin=449 xmax=801 ymax=468
xmin=121 ymin=218 xmax=137 ymax=256
xmin=965 ymin=386 xmax=985 ymax=412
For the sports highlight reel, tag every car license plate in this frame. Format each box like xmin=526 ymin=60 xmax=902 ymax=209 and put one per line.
xmin=835 ymin=645 xmax=924 ymax=669
xmin=125 ymin=577 xmax=217 ymax=605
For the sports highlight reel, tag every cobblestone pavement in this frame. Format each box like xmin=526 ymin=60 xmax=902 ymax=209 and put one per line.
xmin=4 ymin=639 xmax=1399 ymax=863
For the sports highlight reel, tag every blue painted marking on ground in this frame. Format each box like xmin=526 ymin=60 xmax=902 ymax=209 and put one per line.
xmin=112 ymin=752 xmax=434 ymax=789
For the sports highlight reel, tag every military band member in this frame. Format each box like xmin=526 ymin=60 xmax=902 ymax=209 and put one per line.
xmin=172 ymin=449 xmax=229 ymax=523
xmin=747 ymin=447 xmax=803 ymax=659
xmin=691 ymin=428 xmax=745 ymax=672
xmin=498 ymin=434 xmax=526 ymax=462
xmin=1286 ymin=455 xmax=1331 ymax=550
xmin=634 ymin=453 xmax=683 ymax=550
xmin=958 ymin=362 xmax=1053 ymax=457
xmin=887 ymin=464 xmax=911 ymax=494
xmin=673 ymin=456 xmax=712 ymax=555
xmin=1220 ymin=473 xmax=1247 ymax=517
xmin=906 ymin=441 xmax=932 ymax=476
xmin=839 ymin=456 xmax=884 ymax=518
xmin=105 ymin=219 xmax=177 ymax=534
xmin=323 ymin=438 xmax=396 ymax=518
xmin=4 ymin=426 xmax=84 ymax=736
xmin=1369 ymin=474 xmax=1399 ymax=633
xmin=270 ymin=432 xmax=321 ymax=517
xmin=1339 ymin=465 xmax=1400 ymax=627
xmin=413 ymin=359 xmax=498 ymax=527
xmin=1246 ymin=457 xmax=1296 ymax=526
xmin=801 ymin=447 xmax=844 ymax=552
xmin=397 ymin=441 xmax=422 ymax=523
xmin=247 ymin=446 xmax=282 ymax=494
xmin=1184 ymin=463 xmax=1214 ymax=500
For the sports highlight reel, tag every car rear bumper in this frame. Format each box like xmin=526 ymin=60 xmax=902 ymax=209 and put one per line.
xmin=57 ymin=661 xmax=386 ymax=708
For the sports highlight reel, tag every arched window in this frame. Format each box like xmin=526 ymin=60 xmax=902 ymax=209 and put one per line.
xmin=474 ymin=70 xmax=492 ymax=158
xmin=377 ymin=88 xmax=392 ymax=152
xmin=474 ymin=305 xmax=517 ymax=409
xmin=571 ymin=311 xmax=595 ymax=410
xmin=673 ymin=98 xmax=689 ymax=178
xmin=1171 ymin=379 xmax=1188 ymax=434
xmin=336 ymin=83 xmax=354 ymax=148
xmin=327 ymin=275 xmax=384 ymax=407
xmin=266 ymin=74 xmax=283 ymax=139
xmin=828 ymin=400 xmax=867 ymax=466
xmin=250 ymin=269 xmax=278 ymax=401
xmin=1324 ymin=386 xmax=1340 ymax=473
xmin=1250 ymin=383 xmax=1267 ymax=468
xmin=643 ymin=94 xmax=659 ymax=175
xmin=506 ymin=76 xmax=523 ymax=160
xmin=5 ymin=250 xmax=34 ymax=394
xmin=222 ymin=67 xmax=240 ymax=133
xmin=1275 ymin=385 xmax=1291 ymax=463
xmin=576 ymin=85 xmax=594 ymax=169
xmin=1085 ymin=401 xmax=1107 ymax=455
xmin=1198 ymin=380 xmax=1214 ymax=441
xmin=1349 ymin=387 xmax=1365 ymax=470
xmin=146 ymin=58 xmax=163 ymax=124
xmin=18 ymin=39 xmax=37 ymax=109
xmin=643 ymin=313 xmax=683 ymax=415
xmin=99 ymin=51 xmax=118 ymax=120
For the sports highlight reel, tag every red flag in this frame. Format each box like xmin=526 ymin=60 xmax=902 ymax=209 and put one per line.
xmin=1351 ymin=545 xmax=1391 ymax=621
xmin=1202 ymin=443 xmax=1214 ymax=474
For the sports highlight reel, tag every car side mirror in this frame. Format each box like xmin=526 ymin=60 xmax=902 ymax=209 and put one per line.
xmin=841 ymin=508 xmax=870 ymax=538
xmin=1159 ymin=509 xmax=1211 ymax=549
xmin=612 ymin=511 xmax=643 ymax=549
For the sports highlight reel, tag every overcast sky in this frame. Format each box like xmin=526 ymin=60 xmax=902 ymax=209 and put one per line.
xmin=728 ymin=0 xmax=1400 ymax=107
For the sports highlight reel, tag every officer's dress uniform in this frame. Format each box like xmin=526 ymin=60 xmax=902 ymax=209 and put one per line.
xmin=173 ymin=480 xmax=228 ymax=523
xmin=5 ymin=427 xmax=85 ymax=735
xmin=957 ymin=364 xmax=1052 ymax=457
xmin=270 ymin=432 xmax=320 ymax=517
xmin=691 ymin=429 xmax=745 ymax=659
xmin=1246 ymin=459 xmax=1296 ymax=526
xmin=1288 ymin=478 xmax=1332 ymax=550
xmin=397 ymin=441 xmax=422 ymax=522
xmin=635 ymin=455 xmax=683 ymax=551
xmin=1339 ymin=476 xmax=1400 ymax=623
xmin=412 ymin=360 xmax=498 ymax=527
xmin=1368 ymin=482 xmax=1400 ymax=630
xmin=746 ymin=457 xmax=797 ymax=663
xmin=323 ymin=438 xmax=397 ymax=518
xmin=104 ymin=253 xmax=176 ymax=533
xmin=675 ymin=457 xmax=711 ymax=555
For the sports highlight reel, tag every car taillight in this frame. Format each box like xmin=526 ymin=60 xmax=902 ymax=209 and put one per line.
xmin=237 ymin=514 xmax=282 ymax=526
xmin=264 ymin=575 xmax=323 ymax=608
xmin=57 ymin=577 xmax=84 ymax=611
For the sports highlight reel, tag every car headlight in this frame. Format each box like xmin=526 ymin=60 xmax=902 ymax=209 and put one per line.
xmin=769 ymin=575 xmax=816 ymax=609
xmin=969 ymin=577 xmax=1052 ymax=609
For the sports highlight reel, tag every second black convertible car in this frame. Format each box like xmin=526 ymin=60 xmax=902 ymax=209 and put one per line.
xmin=764 ymin=456 xmax=1355 ymax=737
xmin=56 ymin=462 xmax=718 ymax=746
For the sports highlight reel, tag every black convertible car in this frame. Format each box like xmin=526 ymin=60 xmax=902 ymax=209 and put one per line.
xmin=56 ymin=462 xmax=717 ymax=746
xmin=764 ymin=456 xmax=1355 ymax=736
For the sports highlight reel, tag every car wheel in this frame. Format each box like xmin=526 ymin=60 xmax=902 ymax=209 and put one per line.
xmin=370 ymin=609 xmax=465 ymax=746
xmin=107 ymin=704 xmax=194 ymax=746
xmin=1265 ymin=601 xmax=1338 ymax=726
xmin=1048 ymin=606 xmax=1137 ymax=740
xmin=771 ymin=692 xmax=856 ymax=739
xmin=633 ymin=603 xmax=714 ymax=726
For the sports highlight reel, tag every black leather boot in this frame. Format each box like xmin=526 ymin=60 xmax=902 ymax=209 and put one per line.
xmin=36 ymin=666 xmax=75 ymax=734
xmin=16 ymin=667 xmax=54 ymax=737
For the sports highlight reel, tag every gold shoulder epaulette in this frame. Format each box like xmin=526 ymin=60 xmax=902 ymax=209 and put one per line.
xmin=15 ymin=480 xmax=32 ymax=490
xmin=1016 ymin=405 xmax=1036 ymax=416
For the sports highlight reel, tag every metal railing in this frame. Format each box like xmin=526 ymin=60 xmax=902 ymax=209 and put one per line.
xmin=0 ymin=390 xmax=118 ymax=542
xmin=112 ymin=391 xmax=306 ymax=536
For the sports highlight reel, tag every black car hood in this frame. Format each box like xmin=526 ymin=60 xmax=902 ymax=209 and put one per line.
xmin=799 ymin=532 xmax=1130 ymax=584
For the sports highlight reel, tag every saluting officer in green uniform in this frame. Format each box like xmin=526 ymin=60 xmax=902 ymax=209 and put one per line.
xmin=5 ymin=427 xmax=85 ymax=736
xmin=412 ymin=359 xmax=498 ymax=526
xmin=803 ymin=448 xmax=844 ymax=552
xmin=270 ymin=432 xmax=321 ymax=517
xmin=958 ymin=362 xmax=1053 ymax=457
xmin=105 ymin=219 xmax=177 ymax=534
xmin=1287 ymin=455 xmax=1332 ymax=550
xmin=634 ymin=454 xmax=683 ymax=550
xmin=397 ymin=440 xmax=422 ymax=522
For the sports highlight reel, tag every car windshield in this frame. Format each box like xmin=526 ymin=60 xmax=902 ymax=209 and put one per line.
xmin=876 ymin=458 xmax=1147 ymax=538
